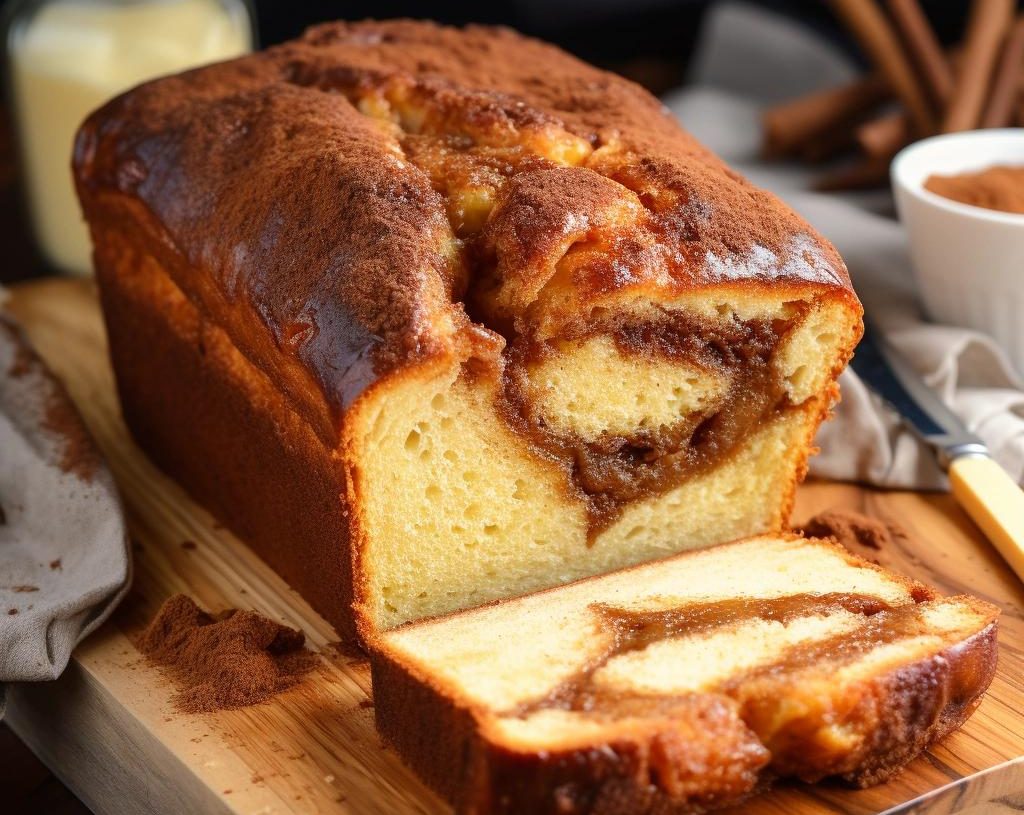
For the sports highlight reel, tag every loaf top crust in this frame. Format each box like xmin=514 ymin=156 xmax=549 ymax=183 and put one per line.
xmin=74 ymin=20 xmax=855 ymax=430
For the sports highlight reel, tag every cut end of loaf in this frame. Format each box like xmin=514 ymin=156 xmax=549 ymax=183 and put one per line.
xmin=369 ymin=534 xmax=999 ymax=815
xmin=349 ymin=290 xmax=861 ymax=632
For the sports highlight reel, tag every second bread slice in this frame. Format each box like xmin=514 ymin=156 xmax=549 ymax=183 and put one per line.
xmin=368 ymin=534 xmax=998 ymax=814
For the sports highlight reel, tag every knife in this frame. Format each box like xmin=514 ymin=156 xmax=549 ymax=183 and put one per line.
xmin=851 ymin=322 xmax=1024 ymax=582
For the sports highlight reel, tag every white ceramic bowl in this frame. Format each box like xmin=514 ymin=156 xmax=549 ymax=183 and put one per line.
xmin=892 ymin=129 xmax=1024 ymax=373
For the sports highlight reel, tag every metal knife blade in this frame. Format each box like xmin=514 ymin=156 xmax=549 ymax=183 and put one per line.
xmin=853 ymin=323 xmax=1024 ymax=586
xmin=849 ymin=322 xmax=989 ymax=468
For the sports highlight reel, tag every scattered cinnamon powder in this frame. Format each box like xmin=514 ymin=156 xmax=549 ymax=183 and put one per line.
xmin=924 ymin=165 xmax=1024 ymax=214
xmin=7 ymin=608 xmax=16 ymax=615
xmin=2 ymin=317 xmax=100 ymax=481
xmin=799 ymin=509 xmax=905 ymax=551
xmin=41 ymin=391 xmax=100 ymax=482
xmin=11 ymin=585 xmax=39 ymax=593
xmin=6 ymin=341 xmax=32 ymax=379
xmin=49 ymin=559 xmax=62 ymax=570
xmin=138 ymin=594 xmax=317 ymax=714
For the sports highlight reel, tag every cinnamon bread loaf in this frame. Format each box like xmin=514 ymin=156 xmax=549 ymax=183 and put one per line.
xmin=369 ymin=534 xmax=998 ymax=814
xmin=74 ymin=20 xmax=862 ymax=639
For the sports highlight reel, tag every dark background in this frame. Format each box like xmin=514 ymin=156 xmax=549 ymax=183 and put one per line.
xmin=0 ymin=1 xmax=1004 ymax=813
xmin=249 ymin=0 xmax=978 ymax=84
xmin=249 ymin=1 xmax=974 ymax=88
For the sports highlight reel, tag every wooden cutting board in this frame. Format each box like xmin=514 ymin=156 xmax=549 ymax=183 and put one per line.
xmin=5 ymin=278 xmax=1024 ymax=815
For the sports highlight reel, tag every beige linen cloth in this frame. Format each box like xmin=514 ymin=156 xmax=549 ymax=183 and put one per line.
xmin=665 ymin=1 xmax=1024 ymax=490
xmin=0 ymin=303 xmax=130 ymax=716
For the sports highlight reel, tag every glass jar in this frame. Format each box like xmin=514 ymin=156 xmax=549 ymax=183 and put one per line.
xmin=2 ymin=0 xmax=257 ymax=275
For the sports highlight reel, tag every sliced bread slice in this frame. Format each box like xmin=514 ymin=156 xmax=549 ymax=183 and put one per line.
xmin=368 ymin=534 xmax=998 ymax=814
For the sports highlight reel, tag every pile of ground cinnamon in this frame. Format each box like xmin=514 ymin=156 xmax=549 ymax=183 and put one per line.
xmin=925 ymin=165 xmax=1024 ymax=214
xmin=799 ymin=508 xmax=905 ymax=552
xmin=138 ymin=594 xmax=317 ymax=714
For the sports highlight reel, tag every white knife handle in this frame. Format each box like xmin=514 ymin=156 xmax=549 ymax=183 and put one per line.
xmin=949 ymin=455 xmax=1024 ymax=583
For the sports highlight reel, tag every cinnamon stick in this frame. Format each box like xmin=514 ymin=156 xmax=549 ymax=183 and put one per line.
xmin=856 ymin=110 xmax=913 ymax=158
xmin=1010 ymin=67 xmax=1023 ymax=124
xmin=829 ymin=0 xmax=935 ymax=134
xmin=761 ymin=75 xmax=888 ymax=158
xmin=815 ymin=156 xmax=891 ymax=192
xmin=981 ymin=16 xmax=1024 ymax=128
xmin=943 ymin=0 xmax=1015 ymax=132
xmin=885 ymin=0 xmax=955 ymax=107
xmin=856 ymin=44 xmax=962 ymax=161
xmin=799 ymin=124 xmax=858 ymax=163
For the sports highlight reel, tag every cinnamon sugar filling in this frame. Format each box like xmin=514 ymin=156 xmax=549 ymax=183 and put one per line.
xmin=497 ymin=311 xmax=803 ymax=538
xmin=509 ymin=592 xmax=911 ymax=718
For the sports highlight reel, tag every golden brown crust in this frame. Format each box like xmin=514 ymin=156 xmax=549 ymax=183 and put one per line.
xmin=839 ymin=616 xmax=999 ymax=787
xmin=74 ymin=19 xmax=856 ymax=436
xmin=93 ymin=202 xmax=359 ymax=640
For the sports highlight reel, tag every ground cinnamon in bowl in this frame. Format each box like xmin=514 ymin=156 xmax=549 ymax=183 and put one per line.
xmin=924 ymin=165 xmax=1024 ymax=214
xmin=138 ymin=594 xmax=318 ymax=714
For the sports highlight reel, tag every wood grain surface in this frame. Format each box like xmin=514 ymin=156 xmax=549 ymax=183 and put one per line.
xmin=5 ymin=278 xmax=1024 ymax=815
